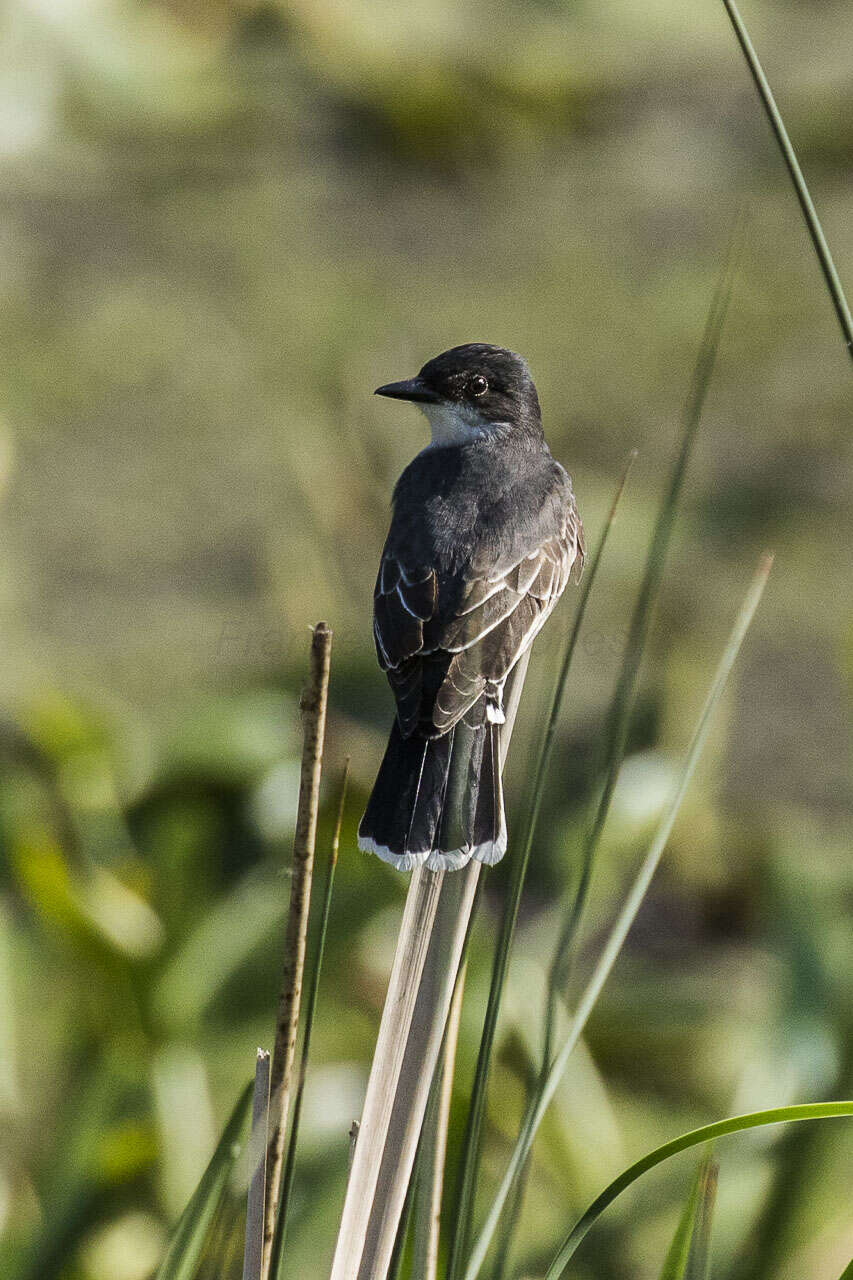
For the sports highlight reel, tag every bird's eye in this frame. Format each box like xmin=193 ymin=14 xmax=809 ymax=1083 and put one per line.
xmin=470 ymin=374 xmax=488 ymax=397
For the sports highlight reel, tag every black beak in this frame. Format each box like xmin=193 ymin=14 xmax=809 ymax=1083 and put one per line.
xmin=374 ymin=376 xmax=440 ymax=404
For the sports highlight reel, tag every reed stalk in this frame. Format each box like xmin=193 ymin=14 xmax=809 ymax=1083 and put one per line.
xmin=242 ymin=1050 xmax=271 ymax=1280
xmin=410 ymin=963 xmax=466 ymax=1280
xmin=261 ymin=622 xmax=332 ymax=1279
xmin=271 ymin=761 xmax=350 ymax=1277
xmin=328 ymin=651 xmax=530 ymax=1280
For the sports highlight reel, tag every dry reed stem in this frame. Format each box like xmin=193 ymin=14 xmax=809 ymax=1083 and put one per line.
xmin=243 ymin=1048 xmax=271 ymax=1280
xmin=412 ymin=960 xmax=467 ymax=1280
xmin=358 ymin=867 xmax=477 ymax=1279
xmin=329 ymin=650 xmax=530 ymax=1280
xmin=330 ymin=866 xmax=445 ymax=1280
xmin=262 ymin=621 xmax=332 ymax=1278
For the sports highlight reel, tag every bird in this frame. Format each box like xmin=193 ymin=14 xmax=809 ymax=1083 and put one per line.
xmin=358 ymin=343 xmax=584 ymax=872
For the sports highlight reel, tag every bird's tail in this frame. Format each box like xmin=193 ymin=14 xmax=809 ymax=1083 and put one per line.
xmin=358 ymin=718 xmax=506 ymax=871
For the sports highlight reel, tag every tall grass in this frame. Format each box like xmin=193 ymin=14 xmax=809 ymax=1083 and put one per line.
xmin=443 ymin=451 xmax=634 ymax=1280
xmin=463 ymin=553 xmax=774 ymax=1279
xmin=447 ymin=231 xmax=739 ymax=1280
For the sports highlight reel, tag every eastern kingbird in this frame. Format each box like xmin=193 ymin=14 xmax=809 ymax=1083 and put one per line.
xmin=358 ymin=343 xmax=584 ymax=871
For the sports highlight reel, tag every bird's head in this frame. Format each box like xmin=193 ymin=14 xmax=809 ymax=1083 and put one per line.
xmin=375 ymin=343 xmax=542 ymax=447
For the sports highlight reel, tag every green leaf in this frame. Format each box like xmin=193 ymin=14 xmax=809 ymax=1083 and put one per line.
xmin=154 ymin=1081 xmax=252 ymax=1280
xmin=659 ymin=1153 xmax=717 ymax=1280
xmin=545 ymin=1103 xmax=853 ymax=1278
xmin=463 ymin=552 xmax=773 ymax=1280
xmin=837 ymin=1259 xmax=853 ymax=1280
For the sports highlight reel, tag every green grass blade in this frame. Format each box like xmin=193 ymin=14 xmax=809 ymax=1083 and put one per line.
xmin=659 ymin=1153 xmax=718 ymax=1280
xmin=411 ymin=957 xmax=467 ymax=1280
xmin=545 ymin=1103 xmax=853 ymax=1278
xmin=494 ymin=243 xmax=740 ymax=1270
xmin=686 ymin=1155 xmax=717 ymax=1280
xmin=155 ymin=1081 xmax=253 ymax=1280
xmin=720 ymin=0 xmax=853 ymax=359
xmin=271 ymin=761 xmax=349 ymax=1277
xmin=463 ymin=553 xmax=772 ymax=1280
xmin=837 ymin=1260 xmax=853 ymax=1280
xmin=443 ymin=452 xmax=635 ymax=1280
xmin=658 ymin=1158 xmax=703 ymax=1280
xmin=546 ymin=230 xmax=740 ymax=1029
xmin=456 ymin=242 xmax=739 ymax=1279
xmin=489 ymin=1094 xmax=537 ymax=1280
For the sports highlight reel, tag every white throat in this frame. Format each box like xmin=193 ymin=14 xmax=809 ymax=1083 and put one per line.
xmin=419 ymin=400 xmax=490 ymax=447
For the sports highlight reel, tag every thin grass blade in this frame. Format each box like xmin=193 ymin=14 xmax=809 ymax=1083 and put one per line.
xmin=658 ymin=1158 xmax=703 ymax=1280
xmin=411 ymin=958 xmax=466 ymax=1280
xmin=243 ymin=1050 xmax=271 ymax=1280
xmin=198 ymin=1190 xmax=245 ymax=1280
xmin=271 ymin=761 xmax=349 ymax=1277
xmin=491 ymin=447 xmax=636 ymax=1280
xmin=463 ymin=235 xmax=740 ymax=1279
xmin=547 ymin=226 xmax=741 ymax=1024
xmin=659 ymin=1153 xmax=718 ymax=1280
xmin=463 ymin=553 xmax=772 ymax=1280
xmin=263 ymin=622 xmax=332 ymax=1278
xmin=720 ymin=0 xmax=853 ymax=358
xmin=444 ymin=451 xmax=635 ymax=1280
xmin=686 ymin=1156 xmax=717 ymax=1280
xmin=545 ymin=1102 xmax=853 ymax=1278
xmin=155 ymin=1081 xmax=253 ymax=1280
xmin=489 ymin=1114 xmax=534 ymax=1280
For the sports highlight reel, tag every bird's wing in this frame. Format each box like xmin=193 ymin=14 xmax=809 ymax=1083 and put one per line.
xmin=431 ymin=501 xmax=582 ymax=733
xmin=374 ymin=496 xmax=583 ymax=738
xmin=373 ymin=559 xmax=438 ymax=737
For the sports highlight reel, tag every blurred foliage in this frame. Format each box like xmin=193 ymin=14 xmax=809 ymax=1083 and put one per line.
xmin=0 ymin=0 xmax=850 ymax=1277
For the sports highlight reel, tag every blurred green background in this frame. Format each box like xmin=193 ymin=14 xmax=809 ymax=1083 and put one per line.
xmin=0 ymin=0 xmax=850 ymax=1277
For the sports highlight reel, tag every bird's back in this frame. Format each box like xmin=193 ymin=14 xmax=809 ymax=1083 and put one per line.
xmin=388 ymin=435 xmax=572 ymax=590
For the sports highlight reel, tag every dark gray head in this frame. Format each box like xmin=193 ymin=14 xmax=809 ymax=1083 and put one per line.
xmin=375 ymin=343 xmax=543 ymax=447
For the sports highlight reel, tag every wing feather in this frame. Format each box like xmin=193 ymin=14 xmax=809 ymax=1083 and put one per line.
xmin=374 ymin=497 xmax=583 ymax=738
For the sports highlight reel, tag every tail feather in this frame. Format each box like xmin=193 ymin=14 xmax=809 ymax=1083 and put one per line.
xmin=470 ymin=722 xmax=506 ymax=866
xmin=359 ymin=717 xmax=506 ymax=871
